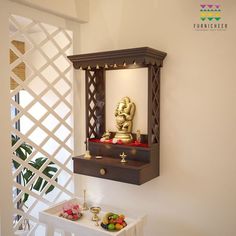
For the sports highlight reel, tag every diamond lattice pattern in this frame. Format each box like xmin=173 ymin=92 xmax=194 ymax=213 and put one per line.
xmin=151 ymin=66 xmax=160 ymax=144
xmin=9 ymin=14 xmax=74 ymax=235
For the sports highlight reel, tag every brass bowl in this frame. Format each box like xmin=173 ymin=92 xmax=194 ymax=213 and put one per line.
xmin=90 ymin=206 xmax=101 ymax=221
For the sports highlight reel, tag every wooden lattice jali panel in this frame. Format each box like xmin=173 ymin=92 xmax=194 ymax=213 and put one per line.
xmin=148 ymin=65 xmax=161 ymax=144
xmin=85 ymin=69 xmax=105 ymax=139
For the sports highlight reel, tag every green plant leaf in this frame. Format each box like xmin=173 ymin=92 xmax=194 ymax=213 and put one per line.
xmin=12 ymin=135 xmax=33 ymax=161
xmin=23 ymin=169 xmax=34 ymax=184
xmin=33 ymin=177 xmax=43 ymax=191
xmin=11 ymin=135 xmax=58 ymax=204
xmin=20 ymin=143 xmax=33 ymax=155
xmin=23 ymin=193 xmax=29 ymax=203
xmin=28 ymin=157 xmax=58 ymax=194
xmin=15 ymin=147 xmax=27 ymax=160
xmin=32 ymin=157 xmax=47 ymax=169
xmin=45 ymin=178 xmax=57 ymax=194
xmin=13 ymin=160 xmax=20 ymax=169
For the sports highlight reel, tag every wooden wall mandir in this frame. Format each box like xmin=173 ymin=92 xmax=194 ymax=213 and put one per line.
xmin=68 ymin=47 xmax=167 ymax=185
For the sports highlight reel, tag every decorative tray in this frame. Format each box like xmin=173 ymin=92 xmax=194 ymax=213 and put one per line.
xmin=39 ymin=198 xmax=144 ymax=236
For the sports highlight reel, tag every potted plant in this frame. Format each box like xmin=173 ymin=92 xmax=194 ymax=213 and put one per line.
xmin=12 ymin=134 xmax=58 ymax=233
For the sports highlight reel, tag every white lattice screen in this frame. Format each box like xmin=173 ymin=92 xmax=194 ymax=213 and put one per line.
xmin=9 ymin=14 xmax=74 ymax=235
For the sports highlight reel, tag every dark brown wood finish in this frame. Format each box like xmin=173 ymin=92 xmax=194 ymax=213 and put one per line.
xmin=148 ymin=65 xmax=161 ymax=145
xmin=68 ymin=47 xmax=166 ymax=185
xmin=85 ymin=69 xmax=106 ymax=138
xmin=68 ymin=47 xmax=166 ymax=69
xmin=88 ymin=141 xmax=150 ymax=162
xmin=73 ymin=155 xmax=151 ymax=185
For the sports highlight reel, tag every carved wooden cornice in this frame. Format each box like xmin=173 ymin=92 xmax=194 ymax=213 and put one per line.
xmin=68 ymin=47 xmax=167 ymax=70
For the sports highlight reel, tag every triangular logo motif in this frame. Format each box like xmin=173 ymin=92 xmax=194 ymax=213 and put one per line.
xmin=199 ymin=4 xmax=223 ymax=22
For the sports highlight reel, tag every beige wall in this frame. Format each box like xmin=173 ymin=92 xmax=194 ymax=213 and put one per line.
xmin=106 ymin=68 xmax=148 ymax=134
xmin=75 ymin=0 xmax=236 ymax=236
xmin=10 ymin=0 xmax=89 ymax=22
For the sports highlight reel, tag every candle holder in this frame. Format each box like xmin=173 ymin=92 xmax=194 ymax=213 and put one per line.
xmin=82 ymin=189 xmax=89 ymax=211
xmin=90 ymin=206 xmax=101 ymax=221
xmin=84 ymin=138 xmax=91 ymax=160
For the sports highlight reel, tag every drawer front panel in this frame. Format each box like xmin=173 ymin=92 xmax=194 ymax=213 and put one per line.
xmin=74 ymin=159 xmax=140 ymax=184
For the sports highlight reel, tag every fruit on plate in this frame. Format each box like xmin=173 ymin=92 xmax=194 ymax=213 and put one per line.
xmin=102 ymin=212 xmax=114 ymax=225
xmin=101 ymin=213 xmax=127 ymax=231
xmin=108 ymin=223 xmax=115 ymax=230
xmin=59 ymin=203 xmax=82 ymax=221
xmin=115 ymin=223 xmax=123 ymax=230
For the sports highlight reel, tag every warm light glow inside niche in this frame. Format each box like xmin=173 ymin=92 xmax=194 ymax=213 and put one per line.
xmin=105 ymin=68 xmax=148 ymax=134
xmin=10 ymin=40 xmax=25 ymax=90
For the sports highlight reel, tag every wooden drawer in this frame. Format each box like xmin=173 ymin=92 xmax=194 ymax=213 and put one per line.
xmin=73 ymin=156 xmax=153 ymax=185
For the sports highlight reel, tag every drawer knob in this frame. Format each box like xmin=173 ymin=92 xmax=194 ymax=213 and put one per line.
xmin=100 ymin=168 xmax=106 ymax=175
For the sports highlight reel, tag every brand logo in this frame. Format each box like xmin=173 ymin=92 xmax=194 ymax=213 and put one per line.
xmin=193 ymin=4 xmax=228 ymax=31
xmin=200 ymin=4 xmax=221 ymax=21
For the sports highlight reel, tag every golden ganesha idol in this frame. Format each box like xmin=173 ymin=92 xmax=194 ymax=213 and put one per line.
xmin=114 ymin=96 xmax=136 ymax=144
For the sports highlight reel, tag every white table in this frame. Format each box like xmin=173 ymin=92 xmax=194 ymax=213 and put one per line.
xmin=39 ymin=198 xmax=146 ymax=236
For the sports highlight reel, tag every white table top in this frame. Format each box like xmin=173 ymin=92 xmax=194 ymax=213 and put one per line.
xmin=39 ymin=198 xmax=146 ymax=236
